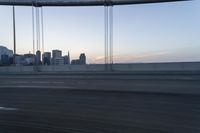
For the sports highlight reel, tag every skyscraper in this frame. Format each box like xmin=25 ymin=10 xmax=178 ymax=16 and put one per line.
xmin=42 ymin=52 xmax=51 ymax=65
xmin=63 ymin=51 xmax=70 ymax=65
xmin=52 ymin=50 xmax=64 ymax=65
xmin=52 ymin=50 xmax=62 ymax=59
xmin=79 ymin=53 xmax=86 ymax=65
xmin=0 ymin=54 xmax=9 ymax=65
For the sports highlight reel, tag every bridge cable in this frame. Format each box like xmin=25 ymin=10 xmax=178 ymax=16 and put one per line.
xmin=104 ymin=5 xmax=108 ymax=66
xmin=41 ymin=7 xmax=44 ymax=54
xmin=12 ymin=5 xmax=16 ymax=65
xmin=32 ymin=6 xmax=35 ymax=55
xmin=109 ymin=6 xmax=113 ymax=65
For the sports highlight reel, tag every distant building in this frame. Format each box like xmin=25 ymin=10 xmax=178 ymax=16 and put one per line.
xmin=0 ymin=45 xmax=13 ymax=65
xmin=52 ymin=50 xmax=62 ymax=65
xmin=52 ymin=50 xmax=62 ymax=58
xmin=15 ymin=54 xmax=25 ymax=65
xmin=63 ymin=55 xmax=70 ymax=65
xmin=63 ymin=51 xmax=70 ymax=65
xmin=42 ymin=52 xmax=51 ymax=65
xmin=24 ymin=53 xmax=35 ymax=65
xmin=0 ymin=54 xmax=9 ymax=65
xmin=79 ymin=53 xmax=86 ymax=65
xmin=71 ymin=59 xmax=80 ymax=65
xmin=54 ymin=57 xmax=64 ymax=65
xmin=71 ymin=53 xmax=86 ymax=65
xmin=9 ymin=57 xmax=13 ymax=65
xmin=36 ymin=50 xmax=41 ymax=65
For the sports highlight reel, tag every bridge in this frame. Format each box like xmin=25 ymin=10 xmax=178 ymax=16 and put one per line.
xmin=1 ymin=1 xmax=198 ymax=133
xmin=0 ymin=0 xmax=188 ymax=70
xmin=0 ymin=0 xmax=188 ymax=6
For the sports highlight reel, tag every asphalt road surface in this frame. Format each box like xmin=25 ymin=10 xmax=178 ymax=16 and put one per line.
xmin=0 ymin=72 xmax=200 ymax=133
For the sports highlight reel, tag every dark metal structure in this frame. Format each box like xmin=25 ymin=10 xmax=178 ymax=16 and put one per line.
xmin=0 ymin=0 xmax=188 ymax=6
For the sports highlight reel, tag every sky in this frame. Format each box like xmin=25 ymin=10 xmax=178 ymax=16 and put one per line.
xmin=0 ymin=0 xmax=199 ymax=64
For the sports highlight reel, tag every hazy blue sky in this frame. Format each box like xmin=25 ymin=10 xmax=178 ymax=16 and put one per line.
xmin=0 ymin=0 xmax=199 ymax=63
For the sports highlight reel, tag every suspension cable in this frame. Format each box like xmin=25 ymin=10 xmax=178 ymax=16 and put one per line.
xmin=109 ymin=6 xmax=113 ymax=65
xmin=12 ymin=5 xmax=16 ymax=65
xmin=32 ymin=6 xmax=35 ymax=55
xmin=104 ymin=5 xmax=108 ymax=65
xmin=41 ymin=7 xmax=44 ymax=54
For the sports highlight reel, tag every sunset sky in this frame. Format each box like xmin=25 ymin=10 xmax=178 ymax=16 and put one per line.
xmin=0 ymin=0 xmax=199 ymax=64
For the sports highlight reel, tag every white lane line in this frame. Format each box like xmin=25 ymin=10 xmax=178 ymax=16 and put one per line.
xmin=0 ymin=81 xmax=65 ymax=84
xmin=0 ymin=107 xmax=18 ymax=111
xmin=0 ymin=85 xmax=76 ymax=89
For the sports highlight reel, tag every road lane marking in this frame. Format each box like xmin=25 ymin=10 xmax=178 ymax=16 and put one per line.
xmin=0 ymin=81 xmax=65 ymax=84
xmin=0 ymin=85 xmax=76 ymax=89
xmin=0 ymin=107 xmax=18 ymax=111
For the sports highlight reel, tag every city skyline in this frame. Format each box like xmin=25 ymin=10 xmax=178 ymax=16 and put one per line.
xmin=0 ymin=0 xmax=199 ymax=63
xmin=0 ymin=45 xmax=86 ymax=66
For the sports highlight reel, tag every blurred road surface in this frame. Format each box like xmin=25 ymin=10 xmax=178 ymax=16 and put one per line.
xmin=0 ymin=72 xmax=200 ymax=133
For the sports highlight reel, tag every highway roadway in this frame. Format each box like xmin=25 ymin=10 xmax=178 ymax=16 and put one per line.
xmin=0 ymin=72 xmax=200 ymax=133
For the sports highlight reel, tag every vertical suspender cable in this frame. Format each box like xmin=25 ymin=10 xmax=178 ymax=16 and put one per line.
xmin=36 ymin=7 xmax=40 ymax=51
xmin=104 ymin=6 xmax=106 ymax=65
xmin=12 ymin=6 xmax=16 ymax=65
xmin=109 ymin=6 xmax=113 ymax=65
xmin=32 ymin=6 xmax=35 ymax=55
xmin=35 ymin=7 xmax=38 ymax=51
xmin=41 ymin=7 xmax=44 ymax=54
xmin=104 ymin=5 xmax=108 ymax=66
xmin=38 ymin=8 xmax=40 ymax=51
xmin=105 ymin=2 xmax=114 ymax=71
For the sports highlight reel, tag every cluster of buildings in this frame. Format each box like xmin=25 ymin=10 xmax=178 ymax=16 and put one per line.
xmin=0 ymin=45 xmax=86 ymax=66
xmin=0 ymin=46 xmax=13 ymax=66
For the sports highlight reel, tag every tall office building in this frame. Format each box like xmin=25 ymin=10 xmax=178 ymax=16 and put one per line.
xmin=42 ymin=52 xmax=51 ymax=65
xmin=52 ymin=50 xmax=62 ymax=58
xmin=36 ymin=50 xmax=41 ymax=65
xmin=54 ymin=58 xmax=64 ymax=65
xmin=52 ymin=50 xmax=63 ymax=65
xmin=0 ymin=54 xmax=9 ymax=65
xmin=63 ymin=51 xmax=70 ymax=65
xmin=79 ymin=53 xmax=86 ymax=65
xmin=0 ymin=46 xmax=13 ymax=64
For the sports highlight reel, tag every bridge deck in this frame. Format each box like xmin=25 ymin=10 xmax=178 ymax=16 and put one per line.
xmin=0 ymin=73 xmax=200 ymax=133
xmin=0 ymin=0 xmax=188 ymax=6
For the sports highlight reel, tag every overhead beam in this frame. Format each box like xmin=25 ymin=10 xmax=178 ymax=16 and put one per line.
xmin=0 ymin=0 xmax=189 ymax=7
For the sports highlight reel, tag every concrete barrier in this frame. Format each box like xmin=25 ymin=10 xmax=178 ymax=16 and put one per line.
xmin=0 ymin=62 xmax=200 ymax=73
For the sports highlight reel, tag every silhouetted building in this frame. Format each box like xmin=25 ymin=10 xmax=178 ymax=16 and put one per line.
xmin=0 ymin=45 xmax=13 ymax=65
xmin=36 ymin=50 xmax=41 ymax=65
xmin=52 ymin=50 xmax=62 ymax=65
xmin=71 ymin=53 xmax=86 ymax=65
xmin=52 ymin=50 xmax=62 ymax=58
xmin=42 ymin=52 xmax=51 ymax=65
xmin=54 ymin=58 xmax=64 ymax=65
xmin=9 ymin=57 xmax=13 ymax=65
xmin=71 ymin=59 xmax=80 ymax=65
xmin=24 ymin=53 xmax=35 ymax=65
xmin=63 ymin=51 xmax=70 ymax=65
xmin=0 ymin=54 xmax=9 ymax=65
xmin=63 ymin=56 xmax=69 ymax=65
xmin=79 ymin=53 xmax=86 ymax=64
xmin=15 ymin=54 xmax=25 ymax=65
